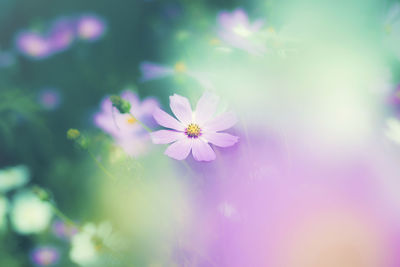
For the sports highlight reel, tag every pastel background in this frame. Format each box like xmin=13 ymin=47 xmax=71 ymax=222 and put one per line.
xmin=1 ymin=0 xmax=400 ymax=266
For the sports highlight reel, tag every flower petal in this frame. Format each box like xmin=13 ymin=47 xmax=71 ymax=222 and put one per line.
xmin=150 ymin=130 xmax=184 ymax=144
xmin=203 ymin=132 xmax=239 ymax=147
xmin=164 ymin=138 xmax=192 ymax=160
xmin=169 ymin=94 xmax=192 ymax=125
xmin=203 ymin=111 xmax=237 ymax=132
xmin=153 ymin=107 xmax=184 ymax=131
xmin=233 ymin=8 xmax=250 ymax=26
xmin=139 ymin=98 xmax=159 ymax=116
xmin=194 ymin=92 xmax=219 ymax=125
xmin=192 ymin=139 xmax=216 ymax=161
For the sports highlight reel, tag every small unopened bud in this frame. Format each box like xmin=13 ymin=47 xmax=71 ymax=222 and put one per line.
xmin=67 ymin=129 xmax=80 ymax=140
xmin=67 ymin=128 xmax=89 ymax=150
xmin=110 ymin=95 xmax=131 ymax=114
xmin=32 ymin=186 xmax=51 ymax=202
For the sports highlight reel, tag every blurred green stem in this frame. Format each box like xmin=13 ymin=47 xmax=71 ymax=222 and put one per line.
xmin=129 ymin=112 xmax=152 ymax=133
xmin=49 ymin=203 xmax=81 ymax=230
xmin=88 ymin=150 xmax=116 ymax=180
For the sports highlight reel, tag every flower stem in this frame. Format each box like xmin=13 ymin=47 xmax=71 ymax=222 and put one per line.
xmin=49 ymin=202 xmax=81 ymax=230
xmin=88 ymin=150 xmax=116 ymax=180
xmin=129 ymin=112 xmax=152 ymax=133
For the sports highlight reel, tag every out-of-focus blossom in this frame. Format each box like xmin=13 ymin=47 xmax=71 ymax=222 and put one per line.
xmin=52 ymin=219 xmax=79 ymax=240
xmin=38 ymin=89 xmax=62 ymax=110
xmin=76 ymin=14 xmax=106 ymax=41
xmin=0 ymin=50 xmax=16 ymax=68
xmin=94 ymin=90 xmax=158 ymax=157
xmin=151 ymin=92 xmax=238 ymax=161
xmin=385 ymin=117 xmax=400 ymax=144
xmin=10 ymin=191 xmax=52 ymax=234
xmin=139 ymin=61 xmax=215 ymax=89
xmin=30 ymin=246 xmax=60 ymax=266
xmin=69 ymin=222 xmax=121 ymax=266
xmin=15 ymin=31 xmax=52 ymax=59
xmin=180 ymin=131 xmax=400 ymax=267
xmin=48 ymin=18 xmax=75 ymax=52
xmin=0 ymin=165 xmax=30 ymax=193
xmin=217 ymin=8 xmax=265 ymax=55
xmin=0 ymin=195 xmax=8 ymax=230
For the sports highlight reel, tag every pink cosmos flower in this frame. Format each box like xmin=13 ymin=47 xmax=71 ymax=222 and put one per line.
xmin=30 ymin=246 xmax=60 ymax=266
xmin=94 ymin=90 xmax=158 ymax=157
xmin=76 ymin=14 xmax=106 ymax=41
xmin=15 ymin=31 xmax=52 ymax=59
xmin=217 ymin=8 xmax=265 ymax=55
xmin=150 ymin=92 xmax=238 ymax=161
xmin=47 ymin=18 xmax=75 ymax=52
xmin=139 ymin=61 xmax=215 ymax=90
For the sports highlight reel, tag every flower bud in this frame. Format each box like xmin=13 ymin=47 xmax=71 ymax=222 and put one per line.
xmin=67 ymin=129 xmax=80 ymax=140
xmin=110 ymin=95 xmax=131 ymax=114
xmin=66 ymin=128 xmax=89 ymax=150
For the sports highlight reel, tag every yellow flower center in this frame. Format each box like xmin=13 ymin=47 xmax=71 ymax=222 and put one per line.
xmin=174 ymin=62 xmax=186 ymax=73
xmin=126 ymin=116 xmax=137 ymax=125
xmin=185 ymin=123 xmax=201 ymax=138
xmin=92 ymin=236 xmax=104 ymax=251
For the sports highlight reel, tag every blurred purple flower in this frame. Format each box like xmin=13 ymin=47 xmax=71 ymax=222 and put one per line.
xmin=15 ymin=31 xmax=52 ymax=59
xmin=139 ymin=61 xmax=215 ymax=89
xmin=150 ymin=92 xmax=238 ymax=161
xmin=47 ymin=18 xmax=75 ymax=52
xmin=52 ymin=219 xmax=78 ymax=240
xmin=76 ymin=14 xmax=106 ymax=41
xmin=217 ymin=8 xmax=265 ymax=55
xmin=178 ymin=131 xmax=400 ymax=267
xmin=94 ymin=90 xmax=159 ymax=157
xmin=38 ymin=89 xmax=61 ymax=110
xmin=30 ymin=246 xmax=60 ymax=266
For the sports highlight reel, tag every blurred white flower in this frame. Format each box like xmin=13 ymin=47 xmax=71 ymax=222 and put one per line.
xmin=0 ymin=195 xmax=8 ymax=230
xmin=0 ymin=165 xmax=30 ymax=193
xmin=10 ymin=191 xmax=52 ymax=234
xmin=70 ymin=222 xmax=121 ymax=266
xmin=385 ymin=117 xmax=400 ymax=144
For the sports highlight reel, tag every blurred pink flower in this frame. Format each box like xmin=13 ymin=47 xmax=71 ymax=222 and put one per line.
xmin=76 ymin=14 xmax=106 ymax=41
xmin=94 ymin=90 xmax=158 ymax=157
xmin=47 ymin=18 xmax=75 ymax=52
xmin=217 ymin=8 xmax=265 ymax=55
xmin=30 ymin=246 xmax=59 ymax=266
xmin=150 ymin=92 xmax=238 ymax=161
xmin=179 ymin=131 xmax=400 ymax=267
xmin=15 ymin=31 xmax=52 ymax=59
